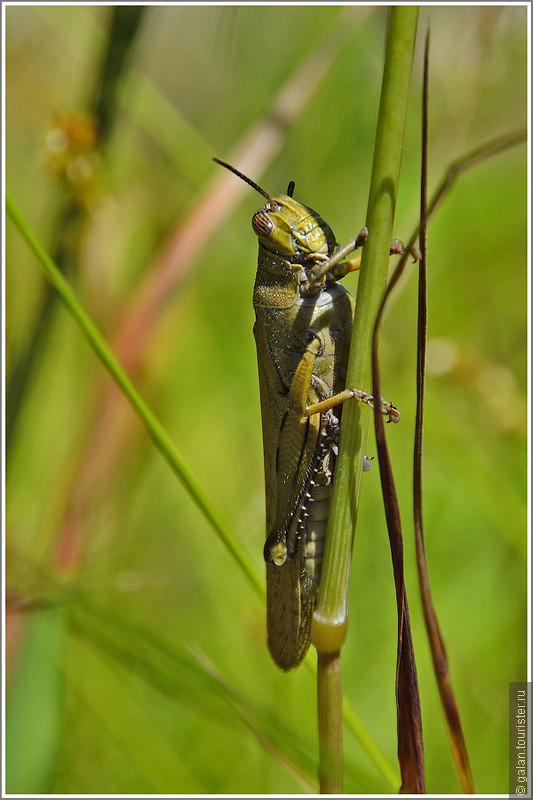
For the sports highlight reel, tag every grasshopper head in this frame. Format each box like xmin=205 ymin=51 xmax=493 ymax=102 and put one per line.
xmin=251 ymin=196 xmax=338 ymax=307
xmin=213 ymin=158 xmax=338 ymax=306
xmin=212 ymin=158 xmax=336 ymax=263
xmin=252 ymin=195 xmax=336 ymax=264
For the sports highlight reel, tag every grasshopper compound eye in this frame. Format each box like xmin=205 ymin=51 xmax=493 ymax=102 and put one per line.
xmin=252 ymin=209 xmax=273 ymax=238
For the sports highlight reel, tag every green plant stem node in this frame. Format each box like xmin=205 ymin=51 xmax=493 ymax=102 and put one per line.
xmin=311 ymin=613 xmax=348 ymax=653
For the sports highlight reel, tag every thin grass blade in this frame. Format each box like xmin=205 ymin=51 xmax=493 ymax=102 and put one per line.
xmin=412 ymin=32 xmax=476 ymax=794
xmin=371 ymin=338 xmax=425 ymax=792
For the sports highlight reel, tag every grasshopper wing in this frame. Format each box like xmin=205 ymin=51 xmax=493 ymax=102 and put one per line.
xmin=254 ymin=313 xmax=321 ymax=670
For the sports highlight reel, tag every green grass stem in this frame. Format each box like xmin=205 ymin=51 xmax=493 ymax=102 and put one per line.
xmin=312 ymin=6 xmax=419 ymax=792
xmin=313 ymin=4 xmax=419 ymax=641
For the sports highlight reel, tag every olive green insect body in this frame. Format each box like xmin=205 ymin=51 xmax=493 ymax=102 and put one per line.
xmin=252 ymin=197 xmax=356 ymax=672
xmin=214 ymin=159 xmax=399 ymax=671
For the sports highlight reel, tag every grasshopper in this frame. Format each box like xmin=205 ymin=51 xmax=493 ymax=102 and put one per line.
xmin=214 ymin=159 xmax=404 ymax=671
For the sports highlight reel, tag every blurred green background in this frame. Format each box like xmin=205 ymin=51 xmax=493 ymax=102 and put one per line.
xmin=5 ymin=5 xmax=527 ymax=795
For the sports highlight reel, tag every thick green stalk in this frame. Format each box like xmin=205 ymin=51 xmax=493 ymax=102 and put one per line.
xmin=312 ymin=4 xmax=418 ymax=652
xmin=317 ymin=652 xmax=344 ymax=793
xmin=311 ymin=6 xmax=418 ymax=793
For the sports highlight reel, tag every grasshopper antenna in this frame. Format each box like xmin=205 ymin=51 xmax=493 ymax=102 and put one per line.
xmin=213 ymin=158 xmax=270 ymax=200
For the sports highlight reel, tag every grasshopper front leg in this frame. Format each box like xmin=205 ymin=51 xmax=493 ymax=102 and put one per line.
xmin=305 ymin=230 xmax=421 ymax=294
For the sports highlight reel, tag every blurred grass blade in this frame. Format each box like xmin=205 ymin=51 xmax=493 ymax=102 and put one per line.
xmin=342 ymin=699 xmax=400 ymax=790
xmin=68 ymin=628 xmax=207 ymax=792
xmin=6 ymin=7 xmax=145 ymax=453
xmin=373 ymin=126 xmax=527 ymax=316
xmin=190 ymin=647 xmax=317 ymax=793
xmin=426 ymin=127 xmax=526 ymax=222
xmin=90 ymin=6 xmax=145 ymax=143
xmin=5 ymin=192 xmax=262 ymax=599
xmin=73 ymin=592 xmax=385 ymax=792
xmin=71 ymin=597 xmax=316 ymax=791
xmin=393 ymin=128 xmax=526 ymax=260
xmin=413 ymin=33 xmax=475 ymax=794
xmin=70 ymin=597 xmax=251 ymax=721
xmin=6 ymin=608 xmax=67 ymax=794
